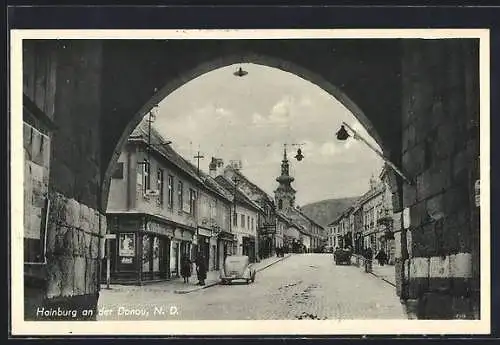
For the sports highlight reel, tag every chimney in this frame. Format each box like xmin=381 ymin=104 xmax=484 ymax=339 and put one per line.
xmin=209 ymin=157 xmax=224 ymax=178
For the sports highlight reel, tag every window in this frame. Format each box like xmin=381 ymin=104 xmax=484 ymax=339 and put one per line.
xmin=233 ymin=212 xmax=238 ymax=227
xmin=251 ymin=217 xmax=254 ymax=230
xmin=143 ymin=161 xmax=151 ymax=193
xmin=177 ymin=181 xmax=183 ymax=210
xmin=157 ymin=169 xmax=164 ymax=206
xmin=112 ymin=162 xmax=124 ymax=179
xmin=247 ymin=216 xmax=250 ymax=229
xmin=241 ymin=214 xmax=245 ymax=228
xmin=189 ymin=189 xmax=197 ymax=215
xmin=168 ymin=175 xmax=174 ymax=208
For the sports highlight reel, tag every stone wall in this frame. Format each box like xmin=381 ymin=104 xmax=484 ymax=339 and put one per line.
xmin=24 ymin=40 xmax=106 ymax=320
xmin=397 ymin=39 xmax=480 ymax=319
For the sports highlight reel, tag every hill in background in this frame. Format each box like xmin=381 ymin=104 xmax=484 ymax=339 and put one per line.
xmin=299 ymin=197 xmax=360 ymax=227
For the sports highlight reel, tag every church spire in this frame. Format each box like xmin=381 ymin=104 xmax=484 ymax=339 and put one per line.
xmin=275 ymin=144 xmax=296 ymax=211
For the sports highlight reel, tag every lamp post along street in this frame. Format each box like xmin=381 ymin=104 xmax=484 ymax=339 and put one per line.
xmin=339 ymin=122 xmax=413 ymax=185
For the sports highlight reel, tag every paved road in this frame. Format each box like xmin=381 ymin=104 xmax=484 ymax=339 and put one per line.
xmin=97 ymin=254 xmax=407 ymax=320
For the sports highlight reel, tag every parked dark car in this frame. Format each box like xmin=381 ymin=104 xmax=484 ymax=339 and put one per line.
xmin=333 ymin=248 xmax=352 ymax=265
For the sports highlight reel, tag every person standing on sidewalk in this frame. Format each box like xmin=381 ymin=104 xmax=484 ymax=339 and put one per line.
xmin=375 ymin=248 xmax=388 ymax=266
xmin=195 ymin=253 xmax=207 ymax=286
xmin=181 ymin=255 xmax=192 ymax=283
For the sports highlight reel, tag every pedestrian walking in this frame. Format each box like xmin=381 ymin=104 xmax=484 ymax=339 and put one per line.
xmin=196 ymin=253 xmax=207 ymax=286
xmin=375 ymin=248 xmax=388 ymax=266
xmin=181 ymin=255 xmax=192 ymax=283
xmin=364 ymin=246 xmax=373 ymax=273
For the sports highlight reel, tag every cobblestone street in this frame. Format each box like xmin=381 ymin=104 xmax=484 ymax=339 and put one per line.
xmin=98 ymin=254 xmax=407 ymax=320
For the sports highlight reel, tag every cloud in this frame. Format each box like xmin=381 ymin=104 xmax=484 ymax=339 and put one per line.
xmin=320 ymin=142 xmax=338 ymax=157
xmin=299 ymin=96 xmax=313 ymax=108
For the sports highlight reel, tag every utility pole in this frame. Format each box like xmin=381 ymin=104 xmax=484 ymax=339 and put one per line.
xmin=194 ymin=151 xmax=205 ymax=176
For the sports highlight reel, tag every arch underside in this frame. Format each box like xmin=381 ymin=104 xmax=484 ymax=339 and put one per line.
xmin=100 ymin=39 xmax=403 ymax=210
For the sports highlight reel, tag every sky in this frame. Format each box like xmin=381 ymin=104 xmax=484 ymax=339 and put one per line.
xmin=151 ymin=63 xmax=383 ymax=206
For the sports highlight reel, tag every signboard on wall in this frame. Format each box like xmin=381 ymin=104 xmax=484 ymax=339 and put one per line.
xmin=119 ymin=233 xmax=135 ymax=257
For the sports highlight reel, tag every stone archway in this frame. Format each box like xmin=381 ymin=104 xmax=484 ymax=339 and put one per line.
xmin=101 ymin=52 xmax=389 ymax=212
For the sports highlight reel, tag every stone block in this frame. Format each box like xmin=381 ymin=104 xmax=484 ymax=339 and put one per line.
xmin=45 ymin=257 xmax=62 ymax=299
xmin=87 ymin=258 xmax=99 ymax=294
xmin=409 ymin=201 xmax=428 ymax=229
xmin=64 ymin=198 xmax=80 ymax=228
xmin=90 ymin=235 xmax=100 ymax=259
xmin=426 ymin=193 xmax=445 ymax=222
xmin=456 ymin=225 xmax=472 ymax=254
xmin=416 ymin=165 xmax=451 ymax=201
xmin=443 ymin=184 xmax=470 ymax=216
xmin=403 ymin=143 xmax=425 ymax=177
xmin=83 ymin=232 xmax=92 ymax=257
xmin=429 ymin=256 xmax=451 ymax=292
xmin=451 ymin=296 xmax=473 ymax=319
xmin=420 ymin=292 xmax=453 ymax=319
xmin=61 ymin=226 xmax=74 ymax=255
xmin=89 ymin=210 xmax=100 ymax=234
xmin=79 ymin=204 xmax=90 ymax=232
xmin=408 ymin=278 xmax=428 ymax=299
xmin=433 ymin=124 xmax=457 ymax=161
xmin=409 ymin=256 xmax=430 ymax=278
xmin=75 ymin=230 xmax=87 ymax=256
xmin=411 ymin=223 xmax=436 ymax=257
xmin=60 ymin=255 xmax=75 ymax=297
xmin=44 ymin=220 xmax=58 ymax=256
xmin=85 ymin=258 xmax=93 ymax=294
xmin=402 ymin=184 xmax=418 ymax=210
xmin=99 ymin=213 xmax=107 ymax=236
xmin=48 ymin=191 xmax=66 ymax=225
xmin=402 ymin=124 xmax=416 ymax=152
xmin=73 ymin=256 xmax=87 ymax=295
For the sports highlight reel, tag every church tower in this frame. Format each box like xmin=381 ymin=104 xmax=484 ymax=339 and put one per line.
xmin=274 ymin=145 xmax=296 ymax=211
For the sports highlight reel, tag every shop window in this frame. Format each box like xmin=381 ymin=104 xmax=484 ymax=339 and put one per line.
xmin=112 ymin=162 xmax=124 ymax=179
xmin=152 ymin=236 xmax=160 ymax=272
xmin=24 ymin=122 xmax=51 ymax=264
xmin=142 ymin=233 xmax=152 ymax=273
xmin=118 ymin=232 xmax=135 ymax=266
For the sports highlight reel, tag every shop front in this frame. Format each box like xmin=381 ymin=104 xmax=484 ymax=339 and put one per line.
xmin=197 ymin=227 xmax=212 ymax=270
xmin=105 ymin=213 xmax=195 ymax=285
xmin=242 ymin=236 xmax=257 ymax=263
xmin=217 ymin=231 xmax=235 ymax=270
xmin=170 ymin=228 xmax=195 ymax=278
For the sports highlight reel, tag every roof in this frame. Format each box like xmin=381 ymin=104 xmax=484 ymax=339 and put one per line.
xmin=129 ymin=121 xmax=203 ymax=184
xmin=225 ymin=166 xmax=274 ymax=205
xmin=214 ymin=175 xmax=264 ymax=213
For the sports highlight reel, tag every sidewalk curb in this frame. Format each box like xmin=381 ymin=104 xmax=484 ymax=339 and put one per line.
xmin=256 ymin=254 xmax=292 ymax=273
xmin=369 ymin=271 xmax=396 ymax=288
xmin=174 ymin=254 xmax=292 ymax=294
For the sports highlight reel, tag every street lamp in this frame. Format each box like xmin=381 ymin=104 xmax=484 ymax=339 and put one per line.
xmin=233 ymin=66 xmax=248 ymax=77
xmin=335 ymin=122 xmax=414 ymax=185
